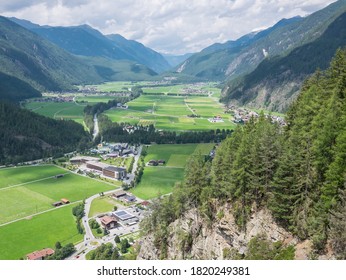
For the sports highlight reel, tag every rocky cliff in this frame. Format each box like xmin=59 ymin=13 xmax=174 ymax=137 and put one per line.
xmin=137 ymin=203 xmax=334 ymax=260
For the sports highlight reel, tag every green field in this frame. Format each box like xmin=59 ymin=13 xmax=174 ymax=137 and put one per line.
xmin=24 ymin=101 xmax=86 ymax=124
xmin=0 ymin=165 xmax=66 ymax=189
xmin=131 ymin=167 xmax=185 ymax=199
xmin=141 ymin=82 xmax=221 ymax=96
xmin=0 ymin=165 xmax=119 ymax=224
xmin=93 ymin=81 xmax=139 ymax=92
xmin=88 ymin=196 xmax=119 ymax=218
xmin=0 ymin=204 xmax=83 ymax=260
xmin=105 ymin=94 xmax=235 ymax=131
xmin=131 ymin=144 xmax=214 ymax=199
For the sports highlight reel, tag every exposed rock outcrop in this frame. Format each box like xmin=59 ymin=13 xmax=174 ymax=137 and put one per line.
xmin=138 ymin=203 xmax=336 ymax=260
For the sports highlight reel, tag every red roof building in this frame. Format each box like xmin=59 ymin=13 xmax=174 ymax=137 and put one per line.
xmin=100 ymin=216 xmax=117 ymax=229
xmin=26 ymin=248 xmax=55 ymax=260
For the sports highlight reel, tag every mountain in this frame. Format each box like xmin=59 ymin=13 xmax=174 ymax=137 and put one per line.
xmin=0 ymin=101 xmax=90 ymax=164
xmin=107 ymin=34 xmax=171 ymax=73
xmin=222 ymin=11 xmax=346 ymax=112
xmin=0 ymin=16 xmax=103 ymax=101
xmin=10 ymin=18 xmax=171 ymax=73
xmin=162 ymin=53 xmax=194 ymax=67
xmin=174 ymin=0 xmax=346 ymax=81
xmin=78 ymin=56 xmax=157 ymax=81
xmin=172 ymin=16 xmax=303 ymax=80
xmin=138 ymin=49 xmax=346 ymax=260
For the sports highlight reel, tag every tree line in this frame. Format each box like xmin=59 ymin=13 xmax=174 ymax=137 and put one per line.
xmin=141 ymin=49 xmax=346 ymax=259
xmin=0 ymin=101 xmax=91 ymax=165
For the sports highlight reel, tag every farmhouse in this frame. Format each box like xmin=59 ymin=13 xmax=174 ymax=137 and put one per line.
xmin=103 ymin=166 xmax=127 ymax=180
xmin=26 ymin=248 xmax=55 ymax=260
xmin=140 ymin=201 xmax=151 ymax=209
xmin=52 ymin=201 xmax=63 ymax=207
xmin=148 ymin=160 xmax=158 ymax=166
xmin=113 ymin=190 xmax=127 ymax=198
xmin=100 ymin=216 xmax=117 ymax=230
xmin=123 ymin=194 xmax=136 ymax=203
xmin=61 ymin=198 xmax=70 ymax=204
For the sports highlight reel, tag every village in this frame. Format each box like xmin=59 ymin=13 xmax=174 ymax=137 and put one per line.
xmin=26 ymin=141 xmax=150 ymax=260
xmin=226 ymin=105 xmax=287 ymax=126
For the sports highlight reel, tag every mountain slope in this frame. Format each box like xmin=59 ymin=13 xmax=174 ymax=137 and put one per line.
xmin=10 ymin=18 xmax=170 ymax=73
xmin=138 ymin=49 xmax=346 ymax=260
xmin=222 ymin=12 xmax=346 ymax=112
xmin=0 ymin=101 xmax=90 ymax=164
xmin=0 ymin=16 xmax=103 ymax=101
xmin=173 ymin=16 xmax=303 ymax=80
xmin=175 ymin=0 xmax=346 ymax=81
xmin=107 ymin=34 xmax=171 ymax=73
xmin=162 ymin=53 xmax=194 ymax=67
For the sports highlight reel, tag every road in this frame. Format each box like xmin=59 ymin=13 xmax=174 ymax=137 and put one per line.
xmin=123 ymin=145 xmax=142 ymax=185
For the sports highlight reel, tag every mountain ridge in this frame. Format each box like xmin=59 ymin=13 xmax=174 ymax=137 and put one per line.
xmin=10 ymin=18 xmax=171 ymax=74
xmin=221 ymin=11 xmax=346 ymax=112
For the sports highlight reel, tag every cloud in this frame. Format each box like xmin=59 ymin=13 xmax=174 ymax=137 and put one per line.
xmin=0 ymin=0 xmax=337 ymax=54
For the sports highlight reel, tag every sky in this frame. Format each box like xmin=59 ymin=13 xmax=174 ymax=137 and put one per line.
xmin=0 ymin=0 xmax=337 ymax=55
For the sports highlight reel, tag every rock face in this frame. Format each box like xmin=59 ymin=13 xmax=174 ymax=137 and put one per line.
xmin=138 ymin=204 xmax=298 ymax=260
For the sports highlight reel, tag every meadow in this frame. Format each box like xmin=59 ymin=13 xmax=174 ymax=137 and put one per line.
xmin=88 ymin=196 xmax=120 ymax=218
xmin=0 ymin=204 xmax=83 ymax=260
xmin=24 ymin=101 xmax=86 ymax=124
xmin=131 ymin=143 xmax=214 ymax=199
xmin=105 ymin=94 xmax=235 ymax=131
xmin=0 ymin=165 xmax=119 ymax=224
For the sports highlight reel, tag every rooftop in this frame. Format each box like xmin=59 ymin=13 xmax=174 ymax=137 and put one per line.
xmin=104 ymin=166 xmax=126 ymax=172
xmin=27 ymin=248 xmax=55 ymax=260
xmin=100 ymin=216 xmax=117 ymax=225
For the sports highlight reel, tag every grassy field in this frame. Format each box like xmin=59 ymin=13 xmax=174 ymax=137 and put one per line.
xmin=141 ymin=82 xmax=220 ymax=96
xmin=105 ymin=94 xmax=235 ymax=131
xmin=0 ymin=204 xmax=83 ymax=260
xmin=131 ymin=167 xmax=185 ymax=199
xmin=93 ymin=81 xmax=138 ymax=92
xmin=131 ymin=144 xmax=214 ymax=199
xmin=0 ymin=165 xmax=119 ymax=224
xmin=88 ymin=196 xmax=120 ymax=218
xmin=0 ymin=165 xmax=66 ymax=189
xmin=24 ymin=101 xmax=86 ymax=124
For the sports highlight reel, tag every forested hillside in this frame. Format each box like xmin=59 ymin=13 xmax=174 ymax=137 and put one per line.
xmin=0 ymin=16 xmax=103 ymax=101
xmin=139 ymin=49 xmax=346 ymax=260
xmin=222 ymin=12 xmax=346 ymax=112
xmin=0 ymin=102 xmax=91 ymax=164
xmin=174 ymin=0 xmax=346 ymax=81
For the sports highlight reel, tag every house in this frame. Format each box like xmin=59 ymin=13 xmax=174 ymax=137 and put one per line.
xmin=26 ymin=248 xmax=55 ymax=260
xmin=100 ymin=216 xmax=117 ymax=229
xmin=148 ymin=160 xmax=158 ymax=166
xmin=140 ymin=201 xmax=151 ymax=208
xmin=61 ymin=198 xmax=70 ymax=204
xmin=124 ymin=195 xmax=136 ymax=203
xmin=103 ymin=166 xmax=127 ymax=180
xmin=52 ymin=201 xmax=63 ymax=207
xmin=113 ymin=190 xmax=127 ymax=198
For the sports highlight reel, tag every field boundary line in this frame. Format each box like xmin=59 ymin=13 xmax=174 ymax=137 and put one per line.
xmin=0 ymin=200 xmax=81 ymax=227
xmin=0 ymin=172 xmax=71 ymax=191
